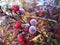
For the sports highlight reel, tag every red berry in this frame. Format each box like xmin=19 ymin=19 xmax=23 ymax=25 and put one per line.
xmin=14 ymin=21 xmax=22 ymax=29
xmin=12 ymin=5 xmax=19 ymax=12
xmin=17 ymin=34 xmax=23 ymax=42
xmin=17 ymin=34 xmax=30 ymax=45
xmin=17 ymin=34 xmax=27 ymax=43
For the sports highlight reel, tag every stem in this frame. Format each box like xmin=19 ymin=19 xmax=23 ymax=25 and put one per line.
xmin=3 ymin=24 xmax=11 ymax=45
xmin=10 ymin=32 xmax=17 ymax=44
